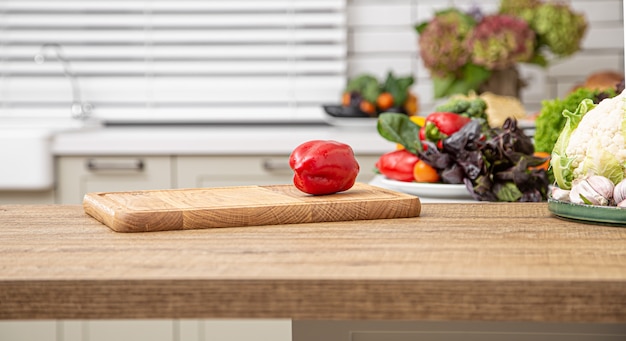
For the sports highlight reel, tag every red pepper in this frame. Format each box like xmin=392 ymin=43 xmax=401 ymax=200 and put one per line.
xmin=375 ymin=149 xmax=419 ymax=182
xmin=289 ymin=140 xmax=360 ymax=195
xmin=420 ymin=112 xmax=471 ymax=143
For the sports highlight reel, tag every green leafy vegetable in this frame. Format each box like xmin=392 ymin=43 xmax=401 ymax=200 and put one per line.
xmin=435 ymin=96 xmax=488 ymax=121
xmin=534 ymin=87 xmax=612 ymax=153
xmin=382 ymin=72 xmax=414 ymax=105
xmin=376 ymin=113 xmax=422 ymax=154
xmin=346 ymin=74 xmax=380 ymax=103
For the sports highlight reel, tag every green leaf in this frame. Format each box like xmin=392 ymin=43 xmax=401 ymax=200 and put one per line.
xmin=527 ymin=53 xmax=549 ymax=68
xmin=495 ymin=182 xmax=523 ymax=202
xmin=432 ymin=64 xmax=491 ymax=99
xmin=551 ymin=98 xmax=595 ymax=189
xmin=376 ymin=113 xmax=422 ymax=154
xmin=383 ymin=71 xmax=400 ymax=100
xmin=415 ymin=22 xmax=429 ymax=34
xmin=395 ymin=76 xmax=414 ymax=104
xmin=461 ymin=64 xmax=492 ymax=89
xmin=433 ymin=76 xmax=456 ymax=99
xmin=346 ymin=74 xmax=379 ymax=94
xmin=382 ymin=72 xmax=414 ymax=105
xmin=361 ymin=80 xmax=381 ymax=103
xmin=579 ymin=194 xmax=593 ymax=205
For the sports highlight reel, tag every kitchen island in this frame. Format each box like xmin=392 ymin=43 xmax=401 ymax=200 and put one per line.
xmin=1 ymin=203 xmax=625 ymax=339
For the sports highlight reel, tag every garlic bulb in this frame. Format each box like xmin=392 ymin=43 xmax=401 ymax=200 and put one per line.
xmin=614 ymin=179 xmax=626 ymax=204
xmin=569 ymin=175 xmax=614 ymax=206
xmin=550 ymin=186 xmax=570 ymax=201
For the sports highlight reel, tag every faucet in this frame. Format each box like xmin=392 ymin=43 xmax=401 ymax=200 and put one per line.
xmin=34 ymin=43 xmax=93 ymax=120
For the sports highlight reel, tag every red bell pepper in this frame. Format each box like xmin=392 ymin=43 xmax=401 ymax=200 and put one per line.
xmin=289 ymin=140 xmax=360 ymax=195
xmin=375 ymin=149 xmax=419 ymax=182
xmin=419 ymin=112 xmax=471 ymax=144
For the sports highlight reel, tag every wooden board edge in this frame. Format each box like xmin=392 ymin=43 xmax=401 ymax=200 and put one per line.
xmin=83 ymin=192 xmax=185 ymax=233
xmin=82 ymin=183 xmax=422 ymax=233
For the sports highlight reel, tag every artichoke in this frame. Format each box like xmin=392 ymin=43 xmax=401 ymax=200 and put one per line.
xmin=417 ymin=9 xmax=476 ymax=77
xmin=467 ymin=14 xmax=536 ymax=70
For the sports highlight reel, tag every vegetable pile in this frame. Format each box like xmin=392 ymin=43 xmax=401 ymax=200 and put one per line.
xmin=342 ymin=72 xmax=417 ymax=117
xmin=376 ymin=97 xmax=549 ymax=202
xmin=550 ymin=89 xmax=626 ymax=193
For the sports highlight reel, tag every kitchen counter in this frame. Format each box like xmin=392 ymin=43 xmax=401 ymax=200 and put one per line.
xmin=52 ymin=124 xmax=394 ymax=155
xmin=1 ymin=203 xmax=625 ymax=323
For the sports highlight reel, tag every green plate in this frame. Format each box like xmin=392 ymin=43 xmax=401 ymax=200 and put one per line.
xmin=548 ymin=198 xmax=626 ymax=227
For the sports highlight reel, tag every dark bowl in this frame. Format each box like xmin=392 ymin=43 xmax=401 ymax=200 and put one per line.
xmin=323 ymin=104 xmax=372 ymax=118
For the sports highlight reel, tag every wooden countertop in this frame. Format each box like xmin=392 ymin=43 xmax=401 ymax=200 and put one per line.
xmin=1 ymin=203 xmax=625 ymax=322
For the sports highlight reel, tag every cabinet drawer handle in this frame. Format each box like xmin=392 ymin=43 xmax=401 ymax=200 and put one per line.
xmin=86 ymin=158 xmax=144 ymax=172
xmin=262 ymin=159 xmax=291 ymax=172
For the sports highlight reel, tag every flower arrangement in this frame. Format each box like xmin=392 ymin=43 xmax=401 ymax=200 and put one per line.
xmin=416 ymin=0 xmax=587 ymax=99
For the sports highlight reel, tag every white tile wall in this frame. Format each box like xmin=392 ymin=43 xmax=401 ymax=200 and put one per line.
xmin=347 ymin=0 xmax=625 ymax=114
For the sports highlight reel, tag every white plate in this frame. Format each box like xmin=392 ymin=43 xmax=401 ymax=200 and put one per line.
xmin=379 ymin=176 xmax=474 ymax=199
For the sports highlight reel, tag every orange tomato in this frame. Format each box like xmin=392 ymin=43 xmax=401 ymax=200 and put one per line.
xmin=403 ymin=92 xmax=419 ymax=116
xmin=341 ymin=92 xmax=351 ymax=107
xmin=413 ymin=159 xmax=440 ymax=183
xmin=359 ymin=100 xmax=376 ymax=116
xmin=376 ymin=92 xmax=394 ymax=111
xmin=531 ymin=151 xmax=551 ymax=171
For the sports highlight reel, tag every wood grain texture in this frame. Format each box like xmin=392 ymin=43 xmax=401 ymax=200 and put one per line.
xmin=0 ymin=203 xmax=625 ymax=322
xmin=82 ymin=183 xmax=421 ymax=232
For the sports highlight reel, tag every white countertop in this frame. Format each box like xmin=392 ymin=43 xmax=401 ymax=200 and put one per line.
xmin=52 ymin=123 xmax=395 ymax=156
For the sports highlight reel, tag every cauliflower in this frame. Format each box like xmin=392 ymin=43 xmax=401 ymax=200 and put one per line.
xmin=551 ymin=89 xmax=626 ymax=189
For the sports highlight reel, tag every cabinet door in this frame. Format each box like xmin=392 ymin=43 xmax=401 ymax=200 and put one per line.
xmin=0 ymin=321 xmax=57 ymax=341
xmin=175 ymin=155 xmax=379 ymax=189
xmin=0 ymin=190 xmax=55 ymax=204
xmin=56 ymin=156 xmax=173 ymax=204
xmin=175 ymin=155 xmax=293 ymax=188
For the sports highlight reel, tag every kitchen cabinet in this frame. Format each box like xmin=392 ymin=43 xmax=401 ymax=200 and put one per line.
xmin=175 ymin=155 xmax=294 ymax=188
xmin=0 ymin=190 xmax=55 ymax=204
xmin=0 ymin=319 xmax=291 ymax=341
xmin=174 ymin=155 xmax=380 ymax=189
xmin=293 ymin=321 xmax=626 ymax=341
xmin=56 ymin=154 xmax=380 ymax=204
xmin=0 ymin=321 xmax=56 ymax=341
xmin=56 ymin=156 xmax=173 ymax=204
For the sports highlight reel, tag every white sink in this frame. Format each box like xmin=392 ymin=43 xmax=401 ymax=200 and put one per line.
xmin=0 ymin=128 xmax=54 ymax=190
xmin=0 ymin=118 xmax=96 ymax=190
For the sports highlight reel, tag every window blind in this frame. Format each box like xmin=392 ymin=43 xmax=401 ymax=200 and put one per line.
xmin=0 ymin=0 xmax=347 ymax=124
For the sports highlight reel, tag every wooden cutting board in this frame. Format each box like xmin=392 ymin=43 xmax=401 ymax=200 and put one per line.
xmin=83 ymin=182 xmax=421 ymax=233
